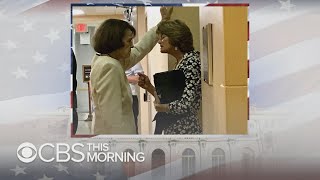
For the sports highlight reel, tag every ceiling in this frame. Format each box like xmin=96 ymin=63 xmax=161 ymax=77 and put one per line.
xmin=72 ymin=6 xmax=126 ymax=16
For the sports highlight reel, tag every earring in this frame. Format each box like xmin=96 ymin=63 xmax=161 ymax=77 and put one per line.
xmin=175 ymin=47 xmax=178 ymax=51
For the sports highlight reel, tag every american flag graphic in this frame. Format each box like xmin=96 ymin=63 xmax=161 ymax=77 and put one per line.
xmin=1 ymin=0 xmax=320 ymax=179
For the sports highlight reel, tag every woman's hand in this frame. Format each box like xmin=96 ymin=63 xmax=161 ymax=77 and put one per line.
xmin=153 ymin=90 xmax=169 ymax=112
xmin=154 ymin=102 xmax=169 ymax=112
xmin=160 ymin=7 xmax=173 ymax=21
xmin=138 ymin=73 xmax=152 ymax=90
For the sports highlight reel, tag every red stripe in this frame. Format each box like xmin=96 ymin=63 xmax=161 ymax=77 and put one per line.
xmin=70 ymin=91 xmax=73 ymax=108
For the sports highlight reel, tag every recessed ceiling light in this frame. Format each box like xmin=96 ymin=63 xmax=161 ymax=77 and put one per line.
xmin=73 ymin=9 xmax=85 ymax=16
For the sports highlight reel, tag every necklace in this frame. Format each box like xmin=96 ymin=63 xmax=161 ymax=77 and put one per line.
xmin=175 ymin=57 xmax=184 ymax=69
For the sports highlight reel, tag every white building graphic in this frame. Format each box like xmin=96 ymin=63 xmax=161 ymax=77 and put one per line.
xmin=90 ymin=119 xmax=266 ymax=179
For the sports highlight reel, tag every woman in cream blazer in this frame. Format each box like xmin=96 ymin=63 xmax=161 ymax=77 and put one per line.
xmin=90 ymin=7 xmax=172 ymax=134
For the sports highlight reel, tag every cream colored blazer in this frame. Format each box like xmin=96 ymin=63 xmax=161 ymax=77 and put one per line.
xmin=90 ymin=26 xmax=157 ymax=134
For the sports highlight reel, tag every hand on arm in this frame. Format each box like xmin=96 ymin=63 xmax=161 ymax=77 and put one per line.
xmin=137 ymin=73 xmax=156 ymax=96
xmin=127 ymin=75 xmax=139 ymax=84
xmin=160 ymin=7 xmax=173 ymax=21
xmin=138 ymin=74 xmax=169 ymax=112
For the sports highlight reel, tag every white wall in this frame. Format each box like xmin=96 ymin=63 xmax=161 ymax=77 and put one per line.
xmin=73 ymin=26 xmax=96 ymax=113
xmin=146 ymin=7 xmax=169 ymax=133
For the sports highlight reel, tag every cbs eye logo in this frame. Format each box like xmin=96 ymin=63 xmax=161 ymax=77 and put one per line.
xmin=17 ymin=142 xmax=37 ymax=163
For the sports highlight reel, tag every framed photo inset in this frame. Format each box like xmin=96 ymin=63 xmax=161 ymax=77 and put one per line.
xmin=82 ymin=65 xmax=91 ymax=83
xmin=202 ymin=23 xmax=213 ymax=86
